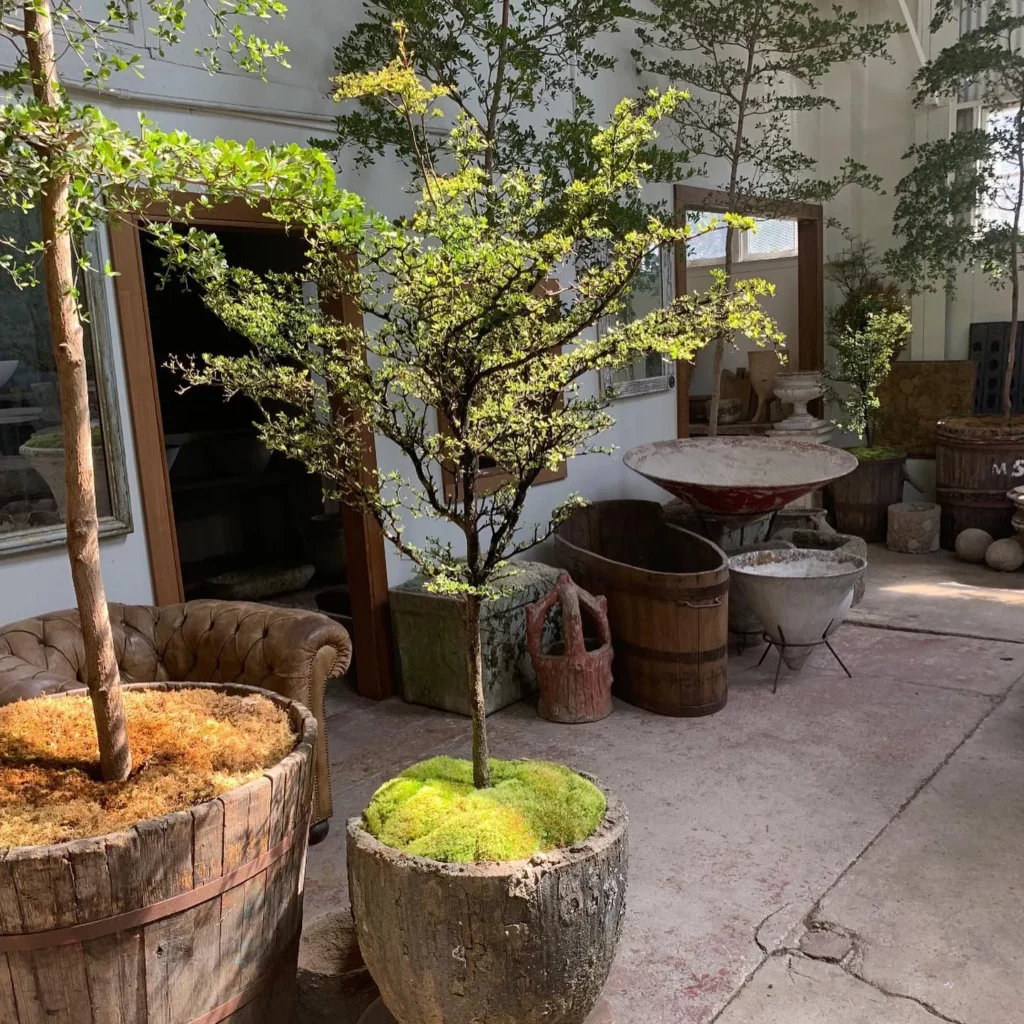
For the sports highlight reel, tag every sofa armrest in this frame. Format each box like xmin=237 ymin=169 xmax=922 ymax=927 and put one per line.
xmin=0 ymin=614 xmax=86 ymax=705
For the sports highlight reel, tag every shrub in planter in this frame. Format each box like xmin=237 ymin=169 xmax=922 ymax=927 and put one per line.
xmin=164 ymin=34 xmax=779 ymax=1022
xmin=823 ymin=238 xmax=912 ymax=540
xmin=0 ymin=3 xmax=337 ymax=1020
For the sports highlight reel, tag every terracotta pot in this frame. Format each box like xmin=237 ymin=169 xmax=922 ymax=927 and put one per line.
xmin=348 ymin=780 xmax=628 ymax=1024
xmin=0 ymin=682 xmax=317 ymax=1024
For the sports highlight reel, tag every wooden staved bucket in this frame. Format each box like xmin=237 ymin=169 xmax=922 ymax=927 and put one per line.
xmin=554 ymin=500 xmax=729 ymax=716
xmin=0 ymin=682 xmax=316 ymax=1024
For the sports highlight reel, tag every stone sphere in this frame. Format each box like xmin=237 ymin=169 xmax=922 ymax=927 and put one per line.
xmin=985 ymin=537 xmax=1024 ymax=572
xmin=955 ymin=528 xmax=993 ymax=563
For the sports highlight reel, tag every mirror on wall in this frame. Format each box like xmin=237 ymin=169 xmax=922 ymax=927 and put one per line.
xmin=598 ymin=244 xmax=675 ymax=400
xmin=0 ymin=209 xmax=132 ymax=555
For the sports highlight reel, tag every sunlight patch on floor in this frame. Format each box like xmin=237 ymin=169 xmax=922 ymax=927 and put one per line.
xmin=881 ymin=581 xmax=1024 ymax=605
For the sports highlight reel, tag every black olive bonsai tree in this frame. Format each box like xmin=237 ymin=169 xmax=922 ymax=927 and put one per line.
xmin=633 ymin=0 xmax=901 ymax=432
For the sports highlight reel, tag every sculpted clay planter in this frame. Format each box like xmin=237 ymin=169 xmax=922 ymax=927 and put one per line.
xmin=347 ymin=780 xmax=628 ymax=1024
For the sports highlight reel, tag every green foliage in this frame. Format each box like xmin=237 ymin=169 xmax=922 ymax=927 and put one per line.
xmin=363 ymin=756 xmax=607 ymax=862
xmin=824 ymin=239 xmax=911 ymax=445
xmin=888 ymin=0 xmax=1024 ymax=295
xmin=24 ymin=427 xmax=101 ymax=448
xmin=633 ymin=0 xmax=900 ymax=217
xmin=318 ymin=0 xmax=688 ymax=245
xmin=0 ymin=0 xmax=350 ymax=298
xmin=166 ymin=47 xmax=782 ymax=600
xmin=847 ymin=445 xmax=905 ymax=461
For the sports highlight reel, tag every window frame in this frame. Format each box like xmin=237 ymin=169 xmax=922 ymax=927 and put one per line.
xmin=685 ymin=213 xmax=799 ymax=268
xmin=0 ymin=230 xmax=134 ymax=557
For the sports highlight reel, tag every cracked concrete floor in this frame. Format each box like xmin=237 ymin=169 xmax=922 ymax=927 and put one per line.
xmin=298 ymin=556 xmax=1024 ymax=1024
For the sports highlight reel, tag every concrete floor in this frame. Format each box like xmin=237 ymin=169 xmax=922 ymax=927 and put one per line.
xmin=298 ymin=547 xmax=1024 ymax=1024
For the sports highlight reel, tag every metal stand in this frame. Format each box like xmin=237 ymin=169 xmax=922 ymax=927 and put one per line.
xmin=756 ymin=622 xmax=852 ymax=693
xmin=359 ymin=998 xmax=616 ymax=1024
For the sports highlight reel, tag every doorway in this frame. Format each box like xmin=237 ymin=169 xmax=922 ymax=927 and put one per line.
xmin=109 ymin=206 xmax=393 ymax=699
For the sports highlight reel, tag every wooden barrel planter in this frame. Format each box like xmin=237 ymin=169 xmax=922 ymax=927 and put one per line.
xmin=828 ymin=454 xmax=906 ymax=542
xmin=554 ymin=500 xmax=729 ymax=717
xmin=936 ymin=416 xmax=1024 ymax=548
xmin=0 ymin=682 xmax=316 ymax=1024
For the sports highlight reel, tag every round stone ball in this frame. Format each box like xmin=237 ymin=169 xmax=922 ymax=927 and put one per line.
xmin=985 ymin=537 xmax=1024 ymax=572
xmin=955 ymin=528 xmax=993 ymax=563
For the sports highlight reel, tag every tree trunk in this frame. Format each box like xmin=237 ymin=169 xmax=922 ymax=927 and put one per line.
xmin=464 ymin=593 xmax=491 ymax=789
xmin=1005 ymin=254 xmax=1020 ymax=423
xmin=25 ymin=0 xmax=131 ymax=782
xmin=707 ymin=223 xmax=737 ymax=438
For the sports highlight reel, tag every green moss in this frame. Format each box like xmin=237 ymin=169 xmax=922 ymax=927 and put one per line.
xmin=848 ymin=445 xmax=905 ymax=462
xmin=24 ymin=427 xmax=102 ymax=450
xmin=363 ymin=756 xmax=607 ymax=863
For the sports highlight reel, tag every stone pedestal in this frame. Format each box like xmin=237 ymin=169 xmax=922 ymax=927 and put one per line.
xmin=390 ymin=560 xmax=560 ymax=716
xmin=358 ymin=997 xmax=617 ymax=1024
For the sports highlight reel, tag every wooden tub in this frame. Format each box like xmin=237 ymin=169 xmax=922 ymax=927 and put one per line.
xmin=555 ymin=500 xmax=729 ymax=716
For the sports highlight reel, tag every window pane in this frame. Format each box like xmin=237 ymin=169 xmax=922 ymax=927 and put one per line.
xmin=983 ymin=107 xmax=1020 ymax=225
xmin=746 ymin=218 xmax=797 ymax=256
xmin=0 ymin=207 xmax=114 ymax=540
xmin=686 ymin=212 xmax=728 ymax=262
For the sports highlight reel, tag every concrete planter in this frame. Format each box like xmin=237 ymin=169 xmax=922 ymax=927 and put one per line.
xmin=347 ymin=779 xmax=628 ymax=1024
xmin=18 ymin=441 xmax=110 ymax=519
xmin=390 ymin=561 xmax=560 ymax=716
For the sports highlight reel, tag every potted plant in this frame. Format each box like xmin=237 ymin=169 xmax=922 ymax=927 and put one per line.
xmin=823 ymin=238 xmax=913 ymax=540
xmin=888 ymin=0 xmax=1024 ymax=544
xmin=19 ymin=425 xmax=110 ymax=518
xmin=0 ymin=2 xmax=346 ymax=1019
xmin=166 ymin=35 xmax=778 ymax=1022
xmin=634 ymin=0 xmax=901 ymax=433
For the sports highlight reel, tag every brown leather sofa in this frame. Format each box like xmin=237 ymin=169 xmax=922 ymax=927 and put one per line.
xmin=0 ymin=600 xmax=352 ymax=838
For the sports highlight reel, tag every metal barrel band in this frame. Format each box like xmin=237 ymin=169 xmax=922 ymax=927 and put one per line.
xmin=189 ymin=931 xmax=301 ymax=1024
xmin=0 ymin=814 xmax=309 ymax=953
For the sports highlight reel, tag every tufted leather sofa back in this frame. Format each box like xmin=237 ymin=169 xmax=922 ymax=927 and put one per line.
xmin=0 ymin=600 xmax=352 ymax=825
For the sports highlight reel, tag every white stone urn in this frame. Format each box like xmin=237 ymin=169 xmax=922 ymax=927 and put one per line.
xmin=769 ymin=371 xmax=832 ymax=442
xmin=19 ymin=435 xmax=111 ymax=519
xmin=1008 ymin=486 xmax=1024 ymax=535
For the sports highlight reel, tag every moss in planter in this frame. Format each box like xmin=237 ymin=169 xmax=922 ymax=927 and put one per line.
xmin=848 ymin=445 xmax=906 ymax=462
xmin=0 ymin=689 xmax=296 ymax=847
xmin=364 ymin=756 xmax=607 ymax=863
xmin=23 ymin=426 xmax=102 ymax=449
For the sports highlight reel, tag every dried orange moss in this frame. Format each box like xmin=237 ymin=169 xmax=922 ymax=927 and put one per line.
xmin=0 ymin=689 xmax=296 ymax=848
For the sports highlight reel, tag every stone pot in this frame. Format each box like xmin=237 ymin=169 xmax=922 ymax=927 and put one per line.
xmin=18 ymin=440 xmax=111 ymax=519
xmin=347 ymin=779 xmax=628 ymax=1024
xmin=725 ymin=539 xmax=796 ymax=637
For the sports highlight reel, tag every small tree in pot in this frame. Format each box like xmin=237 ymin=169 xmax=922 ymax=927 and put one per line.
xmin=887 ymin=0 xmax=1024 ymax=542
xmin=0 ymin=4 xmax=354 ymax=1019
xmin=824 ymin=238 xmax=912 ymax=541
xmin=167 ymin=36 xmax=778 ymax=1022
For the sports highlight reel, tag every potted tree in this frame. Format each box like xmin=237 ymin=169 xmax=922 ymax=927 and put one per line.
xmin=0 ymin=2 xmax=351 ymax=1019
xmin=633 ymin=0 xmax=900 ymax=432
xmin=888 ymin=0 xmax=1024 ymax=545
xmin=166 ymin=36 xmax=779 ymax=1023
xmin=824 ymin=238 xmax=913 ymax=540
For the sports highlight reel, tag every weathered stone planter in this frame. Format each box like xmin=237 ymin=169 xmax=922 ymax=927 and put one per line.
xmin=347 ymin=780 xmax=628 ymax=1024
xmin=0 ymin=682 xmax=316 ymax=1024
xmin=391 ymin=561 xmax=560 ymax=715
xmin=19 ymin=440 xmax=111 ymax=519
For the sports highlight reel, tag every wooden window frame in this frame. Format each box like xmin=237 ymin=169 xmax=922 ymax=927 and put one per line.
xmin=672 ymin=184 xmax=824 ymax=438
xmin=107 ymin=202 xmax=394 ymax=699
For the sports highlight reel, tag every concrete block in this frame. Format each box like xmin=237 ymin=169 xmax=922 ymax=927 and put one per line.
xmin=390 ymin=561 xmax=561 ymax=716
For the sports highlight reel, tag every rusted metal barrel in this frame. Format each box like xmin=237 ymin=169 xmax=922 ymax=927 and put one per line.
xmin=554 ymin=500 xmax=729 ymax=717
xmin=935 ymin=417 xmax=1024 ymax=548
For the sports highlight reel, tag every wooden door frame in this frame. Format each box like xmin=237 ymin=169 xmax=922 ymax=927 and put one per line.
xmin=107 ymin=203 xmax=395 ymax=699
xmin=672 ymin=184 xmax=824 ymax=437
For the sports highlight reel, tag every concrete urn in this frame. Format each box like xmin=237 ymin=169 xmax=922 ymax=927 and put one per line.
xmin=347 ymin=780 xmax=629 ymax=1024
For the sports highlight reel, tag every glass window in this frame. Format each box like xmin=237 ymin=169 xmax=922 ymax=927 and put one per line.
xmin=745 ymin=218 xmax=798 ymax=258
xmin=982 ymin=107 xmax=1021 ymax=227
xmin=686 ymin=211 xmax=728 ymax=263
xmin=0 ymin=207 xmax=129 ymax=551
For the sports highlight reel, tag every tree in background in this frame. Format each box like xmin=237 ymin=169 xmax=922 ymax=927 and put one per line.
xmin=823 ymin=238 xmax=911 ymax=448
xmin=888 ymin=0 xmax=1024 ymax=421
xmin=634 ymin=0 xmax=900 ymax=433
xmin=168 ymin=37 xmax=780 ymax=788
xmin=320 ymin=0 xmax=686 ymax=244
xmin=0 ymin=0 xmax=362 ymax=779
